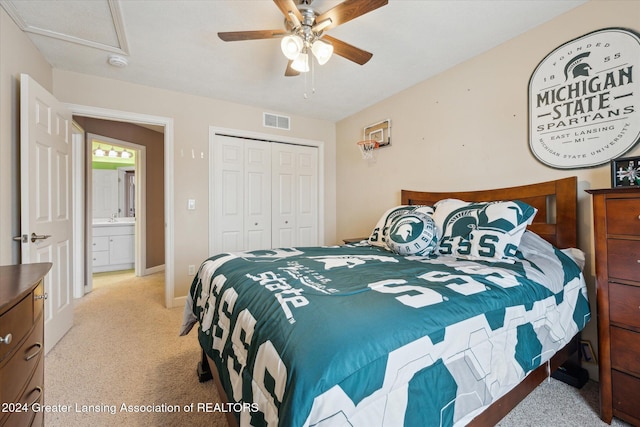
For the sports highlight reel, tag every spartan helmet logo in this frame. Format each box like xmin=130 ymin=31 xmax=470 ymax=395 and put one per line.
xmin=564 ymin=52 xmax=592 ymax=80
xmin=390 ymin=216 xmax=423 ymax=243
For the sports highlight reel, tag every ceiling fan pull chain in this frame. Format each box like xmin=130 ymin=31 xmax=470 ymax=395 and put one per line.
xmin=311 ymin=55 xmax=316 ymax=95
xmin=303 ymin=67 xmax=308 ymax=99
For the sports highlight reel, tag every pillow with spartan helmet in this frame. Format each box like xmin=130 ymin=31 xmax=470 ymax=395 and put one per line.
xmin=384 ymin=211 xmax=439 ymax=256
xmin=433 ymin=199 xmax=537 ymax=262
xmin=368 ymin=205 xmax=434 ymax=250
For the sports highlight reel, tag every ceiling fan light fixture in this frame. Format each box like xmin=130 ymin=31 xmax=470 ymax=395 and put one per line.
xmin=281 ymin=35 xmax=303 ymax=60
xmin=311 ymin=39 xmax=333 ymax=65
xmin=291 ymin=51 xmax=310 ymax=73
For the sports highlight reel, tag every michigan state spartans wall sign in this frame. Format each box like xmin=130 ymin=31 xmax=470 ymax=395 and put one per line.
xmin=529 ymin=28 xmax=640 ymax=169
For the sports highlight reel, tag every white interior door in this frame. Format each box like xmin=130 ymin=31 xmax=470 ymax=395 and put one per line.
xmin=244 ymin=140 xmax=271 ymax=250
xmin=272 ymin=147 xmax=296 ymax=247
xmin=212 ymin=135 xmax=244 ymax=253
xmin=294 ymin=145 xmax=319 ymax=246
xmin=20 ymin=74 xmax=74 ymax=354
xmin=211 ymin=135 xmax=271 ymax=254
xmin=272 ymin=144 xmax=318 ymax=247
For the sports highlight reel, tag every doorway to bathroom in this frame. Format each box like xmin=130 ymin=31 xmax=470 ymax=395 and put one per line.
xmin=87 ymin=133 xmax=145 ymax=293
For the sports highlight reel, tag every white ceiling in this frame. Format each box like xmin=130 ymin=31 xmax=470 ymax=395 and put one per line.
xmin=2 ymin=0 xmax=588 ymax=122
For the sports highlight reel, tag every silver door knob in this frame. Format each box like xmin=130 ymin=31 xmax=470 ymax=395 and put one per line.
xmin=30 ymin=233 xmax=51 ymax=243
xmin=0 ymin=333 xmax=12 ymax=345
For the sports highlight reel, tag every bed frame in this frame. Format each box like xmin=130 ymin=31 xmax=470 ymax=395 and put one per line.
xmin=199 ymin=176 xmax=579 ymax=427
xmin=401 ymin=176 xmax=578 ymax=249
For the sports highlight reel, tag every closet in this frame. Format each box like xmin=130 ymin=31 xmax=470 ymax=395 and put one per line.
xmin=211 ymin=134 xmax=319 ymax=254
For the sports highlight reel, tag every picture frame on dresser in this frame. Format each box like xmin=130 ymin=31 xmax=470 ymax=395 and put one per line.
xmin=611 ymin=155 xmax=640 ymax=187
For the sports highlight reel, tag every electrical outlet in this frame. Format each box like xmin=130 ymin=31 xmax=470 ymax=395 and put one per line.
xmin=188 ymin=265 xmax=195 ymax=275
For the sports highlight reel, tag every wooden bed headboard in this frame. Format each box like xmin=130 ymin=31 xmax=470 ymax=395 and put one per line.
xmin=401 ymin=176 xmax=577 ymax=248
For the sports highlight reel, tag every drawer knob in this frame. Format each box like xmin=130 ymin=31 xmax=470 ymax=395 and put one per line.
xmin=0 ymin=333 xmax=12 ymax=345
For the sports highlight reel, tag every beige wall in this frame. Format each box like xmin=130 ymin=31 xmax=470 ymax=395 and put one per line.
xmin=0 ymin=8 xmax=53 ymax=264
xmin=336 ymin=0 xmax=640 ymax=380
xmin=52 ymin=70 xmax=337 ymax=297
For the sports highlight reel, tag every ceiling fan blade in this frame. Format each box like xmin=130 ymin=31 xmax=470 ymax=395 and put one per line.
xmin=273 ymin=0 xmax=303 ymax=22
xmin=218 ymin=30 xmax=287 ymax=42
xmin=316 ymin=0 xmax=388 ymax=31
xmin=322 ymin=35 xmax=373 ymax=65
xmin=285 ymin=60 xmax=300 ymax=77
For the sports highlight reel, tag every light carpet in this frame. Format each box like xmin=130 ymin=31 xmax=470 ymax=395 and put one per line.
xmin=44 ymin=271 xmax=630 ymax=427
xmin=45 ymin=271 xmax=226 ymax=427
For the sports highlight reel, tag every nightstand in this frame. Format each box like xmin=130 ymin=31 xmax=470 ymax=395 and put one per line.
xmin=587 ymin=187 xmax=640 ymax=426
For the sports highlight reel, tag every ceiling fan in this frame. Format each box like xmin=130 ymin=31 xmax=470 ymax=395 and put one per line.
xmin=218 ymin=0 xmax=388 ymax=76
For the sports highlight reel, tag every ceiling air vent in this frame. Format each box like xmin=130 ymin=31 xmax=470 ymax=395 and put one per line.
xmin=263 ymin=113 xmax=290 ymax=130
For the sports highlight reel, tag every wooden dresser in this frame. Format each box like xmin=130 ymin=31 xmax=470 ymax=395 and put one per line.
xmin=0 ymin=263 xmax=51 ymax=427
xmin=587 ymin=188 xmax=640 ymax=426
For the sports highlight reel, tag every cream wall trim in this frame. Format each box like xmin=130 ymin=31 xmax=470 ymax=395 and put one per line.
xmin=173 ymin=295 xmax=187 ymax=310
xmin=71 ymin=123 xmax=85 ymax=299
xmin=145 ymin=264 xmax=165 ymax=275
xmin=208 ymin=126 xmax=326 ymax=256
xmin=65 ymin=103 xmax=176 ymax=308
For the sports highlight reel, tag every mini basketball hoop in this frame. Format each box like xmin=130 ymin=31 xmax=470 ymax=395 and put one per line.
xmin=357 ymin=140 xmax=379 ymax=159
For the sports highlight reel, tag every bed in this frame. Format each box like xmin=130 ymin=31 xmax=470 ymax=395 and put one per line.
xmin=181 ymin=176 xmax=590 ymax=427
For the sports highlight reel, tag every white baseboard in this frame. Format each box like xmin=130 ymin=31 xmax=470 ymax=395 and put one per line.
xmin=172 ymin=295 xmax=187 ymax=309
xmin=145 ymin=264 xmax=165 ymax=275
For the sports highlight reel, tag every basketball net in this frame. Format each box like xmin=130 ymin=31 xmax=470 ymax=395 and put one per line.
xmin=357 ymin=140 xmax=379 ymax=160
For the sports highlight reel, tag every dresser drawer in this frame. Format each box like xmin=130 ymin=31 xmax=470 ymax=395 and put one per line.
xmin=612 ymin=370 xmax=640 ymax=422
xmin=611 ymin=327 xmax=640 ymax=376
xmin=606 ymin=198 xmax=640 ymax=236
xmin=0 ymin=295 xmax=33 ymax=361
xmin=610 ymin=283 xmax=640 ymax=329
xmin=0 ymin=355 xmax=43 ymax=427
xmin=608 ymin=239 xmax=640 ymax=282
xmin=0 ymin=319 xmax=43 ymax=404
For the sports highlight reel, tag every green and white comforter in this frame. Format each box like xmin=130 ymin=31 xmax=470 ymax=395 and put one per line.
xmin=182 ymin=231 xmax=590 ymax=427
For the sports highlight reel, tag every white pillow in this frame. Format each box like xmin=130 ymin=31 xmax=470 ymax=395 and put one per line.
xmin=433 ymin=199 xmax=537 ymax=262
